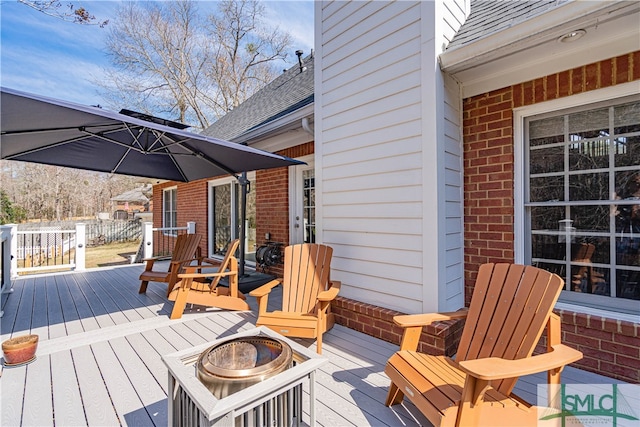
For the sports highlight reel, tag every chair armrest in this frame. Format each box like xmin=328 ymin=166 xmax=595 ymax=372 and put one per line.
xmin=249 ymin=279 xmax=282 ymax=298
xmin=394 ymin=309 xmax=469 ymax=327
xmin=178 ymin=270 xmax=237 ymax=280
xmin=318 ymin=281 xmax=341 ymax=301
xmin=458 ymin=344 xmax=583 ymax=381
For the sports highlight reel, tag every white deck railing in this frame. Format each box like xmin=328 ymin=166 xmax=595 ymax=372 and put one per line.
xmin=0 ymin=221 xmax=197 ymax=284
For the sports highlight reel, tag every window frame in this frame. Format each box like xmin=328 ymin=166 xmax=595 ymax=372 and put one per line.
xmin=162 ymin=187 xmax=178 ymax=237
xmin=514 ymin=82 xmax=639 ymax=315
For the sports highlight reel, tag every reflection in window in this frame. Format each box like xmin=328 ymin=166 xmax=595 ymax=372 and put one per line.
xmin=525 ymin=97 xmax=640 ymax=310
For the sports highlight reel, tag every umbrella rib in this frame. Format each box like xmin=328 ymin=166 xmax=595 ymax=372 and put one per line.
xmin=154 ymin=130 xmax=240 ymax=178
xmin=2 ymin=134 xmax=90 ymax=159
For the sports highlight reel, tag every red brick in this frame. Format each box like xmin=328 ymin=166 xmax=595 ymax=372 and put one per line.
xmin=599 ymin=361 xmax=639 ymax=382
xmin=601 ymin=58 xmax=613 ymax=87
xmin=615 ymin=54 xmax=630 ymax=84
xmin=558 ymin=70 xmax=571 ymax=97
xmin=571 ymin=66 xmax=584 ymax=94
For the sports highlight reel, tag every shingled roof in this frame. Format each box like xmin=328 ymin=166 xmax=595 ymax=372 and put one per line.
xmin=446 ymin=0 xmax=569 ymax=51
xmin=202 ymin=54 xmax=314 ymax=141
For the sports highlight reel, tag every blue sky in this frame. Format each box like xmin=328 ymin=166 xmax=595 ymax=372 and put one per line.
xmin=0 ymin=1 xmax=314 ymax=108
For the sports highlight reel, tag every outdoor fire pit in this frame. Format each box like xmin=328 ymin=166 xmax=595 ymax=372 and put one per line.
xmin=163 ymin=327 xmax=327 ymax=427
xmin=196 ymin=335 xmax=293 ymax=399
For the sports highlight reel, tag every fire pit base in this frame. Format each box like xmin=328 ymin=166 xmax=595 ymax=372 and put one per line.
xmin=163 ymin=327 xmax=327 ymax=427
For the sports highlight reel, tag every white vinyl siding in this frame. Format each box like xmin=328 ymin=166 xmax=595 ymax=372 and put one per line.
xmin=316 ymin=1 xmax=466 ymax=313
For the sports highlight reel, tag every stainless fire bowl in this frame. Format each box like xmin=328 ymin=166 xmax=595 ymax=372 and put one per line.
xmin=196 ymin=335 xmax=293 ymax=399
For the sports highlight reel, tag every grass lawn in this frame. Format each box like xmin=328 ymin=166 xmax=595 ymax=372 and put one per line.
xmin=85 ymin=241 xmax=140 ymax=268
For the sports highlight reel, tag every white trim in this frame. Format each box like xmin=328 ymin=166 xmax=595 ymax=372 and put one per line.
xmin=440 ymin=2 xmax=636 ymax=72
xmin=555 ymin=302 xmax=639 ymax=324
xmin=513 ymin=81 xmax=640 ymax=263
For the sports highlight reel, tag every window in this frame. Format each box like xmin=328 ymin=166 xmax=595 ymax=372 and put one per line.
xmin=524 ymin=95 xmax=640 ymax=314
xmin=163 ymin=187 xmax=177 ymax=236
xmin=208 ymin=173 xmax=256 ymax=260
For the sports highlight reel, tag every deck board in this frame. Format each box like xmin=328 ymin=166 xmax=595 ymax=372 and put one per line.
xmin=0 ymin=264 xmax=630 ymax=427
xmin=50 ymin=350 xmax=86 ymax=426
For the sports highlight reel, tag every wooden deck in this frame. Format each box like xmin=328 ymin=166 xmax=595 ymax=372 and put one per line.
xmin=0 ymin=263 xmax=627 ymax=426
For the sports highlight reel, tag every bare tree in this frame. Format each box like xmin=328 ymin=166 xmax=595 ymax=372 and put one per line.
xmin=1 ymin=160 xmax=147 ymax=221
xmin=17 ymin=0 xmax=108 ymax=26
xmin=98 ymin=0 xmax=291 ymax=130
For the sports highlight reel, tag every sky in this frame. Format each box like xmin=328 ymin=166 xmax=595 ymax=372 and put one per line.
xmin=0 ymin=0 xmax=314 ymax=109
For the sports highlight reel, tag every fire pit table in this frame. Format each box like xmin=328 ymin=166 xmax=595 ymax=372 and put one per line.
xmin=162 ymin=326 xmax=327 ymax=427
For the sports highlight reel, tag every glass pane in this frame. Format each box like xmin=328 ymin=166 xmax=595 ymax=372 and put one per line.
xmin=213 ymin=185 xmax=231 ymax=254
xmin=569 ymin=172 xmax=608 ymax=201
xmin=302 ymin=169 xmax=315 ymax=243
xmin=568 ymin=107 xmax=609 ymax=140
xmin=617 ymin=269 xmax=640 ymax=300
xmin=530 ymin=146 xmax=564 ymax=174
xmin=614 ymin=134 xmax=640 ymax=167
xmin=569 ymin=138 xmax=609 ymax=170
xmin=532 ymin=234 xmax=565 ymax=261
xmin=614 ymin=101 xmax=640 ymax=133
xmin=572 ymin=205 xmax=610 ymax=232
xmin=617 ymin=237 xmax=640 ymax=267
xmin=245 ymin=180 xmax=256 ymax=261
xmin=571 ymin=265 xmax=610 ymax=296
xmin=530 ymin=206 xmax=565 ymax=231
xmin=530 ymin=176 xmax=564 ymax=202
xmin=529 ymin=116 xmax=564 ymax=147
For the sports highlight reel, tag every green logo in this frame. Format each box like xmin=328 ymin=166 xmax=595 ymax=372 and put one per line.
xmin=538 ymin=384 xmax=639 ymax=426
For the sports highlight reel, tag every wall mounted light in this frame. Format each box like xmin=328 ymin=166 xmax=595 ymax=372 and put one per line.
xmin=558 ymin=29 xmax=586 ymax=43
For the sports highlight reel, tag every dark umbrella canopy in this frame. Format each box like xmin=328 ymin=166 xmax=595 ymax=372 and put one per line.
xmin=0 ymin=87 xmax=303 ymax=181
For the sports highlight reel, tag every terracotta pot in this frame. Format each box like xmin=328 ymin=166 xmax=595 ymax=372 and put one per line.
xmin=2 ymin=334 xmax=38 ymax=365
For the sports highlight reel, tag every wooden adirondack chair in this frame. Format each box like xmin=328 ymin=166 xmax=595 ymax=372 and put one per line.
xmin=138 ymin=233 xmax=203 ymax=297
xmin=168 ymin=239 xmax=250 ymax=319
xmin=384 ymin=263 xmax=583 ymax=427
xmin=249 ymin=243 xmax=341 ymax=354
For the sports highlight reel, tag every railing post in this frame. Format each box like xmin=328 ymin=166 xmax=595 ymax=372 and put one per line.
xmin=187 ymin=221 xmax=196 ymax=234
xmin=75 ymin=223 xmax=86 ymax=271
xmin=9 ymin=225 xmax=18 ymax=280
xmin=143 ymin=222 xmax=153 ymax=259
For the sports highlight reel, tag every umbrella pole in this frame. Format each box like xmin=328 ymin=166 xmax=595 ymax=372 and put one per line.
xmin=238 ymin=172 xmax=249 ymax=277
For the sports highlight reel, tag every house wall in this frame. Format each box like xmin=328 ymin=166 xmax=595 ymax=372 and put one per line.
xmin=463 ymin=51 xmax=640 ymax=383
xmin=152 ymin=180 xmax=209 ymax=257
xmin=315 ymin=0 xmax=465 ymax=316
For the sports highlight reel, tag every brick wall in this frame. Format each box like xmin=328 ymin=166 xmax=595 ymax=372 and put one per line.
xmin=463 ymin=52 xmax=640 ymax=383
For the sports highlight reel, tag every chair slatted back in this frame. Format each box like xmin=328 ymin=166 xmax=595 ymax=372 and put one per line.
xmin=209 ymin=239 xmax=240 ymax=289
xmin=456 ymin=263 xmax=564 ymax=395
xmin=281 ymin=244 xmax=333 ymax=314
xmin=172 ymin=233 xmax=202 ymax=264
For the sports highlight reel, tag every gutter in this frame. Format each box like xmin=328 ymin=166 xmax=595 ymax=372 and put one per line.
xmin=440 ymin=1 xmax=638 ymax=73
xmin=232 ymin=103 xmax=314 ymax=145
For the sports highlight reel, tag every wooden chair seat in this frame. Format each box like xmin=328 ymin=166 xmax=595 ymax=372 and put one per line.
xmin=386 ymin=352 xmax=533 ymax=426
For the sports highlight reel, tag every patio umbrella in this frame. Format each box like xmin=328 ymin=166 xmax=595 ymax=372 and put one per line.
xmin=0 ymin=87 xmax=304 ymax=275
xmin=0 ymin=87 xmax=302 ymax=181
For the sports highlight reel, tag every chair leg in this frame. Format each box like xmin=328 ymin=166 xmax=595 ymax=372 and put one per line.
xmin=316 ymin=333 xmax=323 ymax=354
xmin=170 ymin=285 xmax=189 ymax=320
xmin=385 ymin=382 xmax=404 ymax=406
xmin=139 ymin=281 xmax=149 ymax=294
